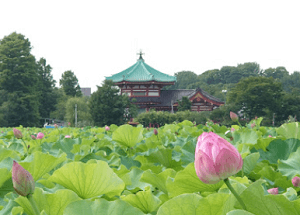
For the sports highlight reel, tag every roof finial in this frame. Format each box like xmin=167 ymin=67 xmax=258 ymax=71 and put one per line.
xmin=137 ymin=50 xmax=145 ymax=61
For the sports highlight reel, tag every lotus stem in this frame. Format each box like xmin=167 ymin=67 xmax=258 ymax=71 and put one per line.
xmin=224 ymin=178 xmax=247 ymax=211
xmin=27 ymin=194 xmax=40 ymax=215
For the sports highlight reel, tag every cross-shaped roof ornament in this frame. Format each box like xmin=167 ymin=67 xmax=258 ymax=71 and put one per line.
xmin=137 ymin=50 xmax=145 ymax=60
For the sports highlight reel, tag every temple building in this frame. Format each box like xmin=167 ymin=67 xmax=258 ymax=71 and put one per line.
xmin=106 ymin=52 xmax=224 ymax=113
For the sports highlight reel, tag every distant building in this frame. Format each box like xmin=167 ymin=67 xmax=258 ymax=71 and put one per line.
xmin=81 ymin=87 xmax=91 ymax=96
xmin=105 ymin=52 xmax=224 ymax=112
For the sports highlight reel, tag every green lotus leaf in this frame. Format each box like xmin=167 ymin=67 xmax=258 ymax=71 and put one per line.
xmin=64 ymin=199 xmax=144 ymax=215
xmin=278 ymin=147 xmax=300 ymax=179
xmin=166 ymin=163 xmax=223 ymax=198
xmin=15 ymin=188 xmax=80 ymax=215
xmin=157 ymin=193 xmax=232 ymax=215
xmin=140 ymin=169 xmax=177 ymax=194
xmin=121 ymin=186 xmax=161 ymax=213
xmin=0 ymin=168 xmax=11 ymax=188
xmin=112 ymin=124 xmax=143 ymax=147
xmin=237 ymin=179 xmax=299 ymax=215
xmin=243 ymin=152 xmax=260 ymax=174
xmin=226 ymin=209 xmax=255 ymax=215
xmin=48 ymin=161 xmax=125 ymax=199
xmin=276 ymin=122 xmax=300 ymax=139
xmin=18 ymin=151 xmax=67 ymax=181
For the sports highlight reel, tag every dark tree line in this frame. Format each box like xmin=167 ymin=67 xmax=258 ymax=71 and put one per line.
xmin=0 ymin=32 xmax=83 ymax=127
xmin=167 ymin=63 xmax=300 ymax=126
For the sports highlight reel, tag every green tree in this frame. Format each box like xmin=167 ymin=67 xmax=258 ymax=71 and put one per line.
xmin=59 ymin=70 xmax=82 ymax=97
xmin=263 ymin=67 xmax=289 ymax=80
xmin=227 ymin=76 xmax=283 ymax=121
xmin=37 ymin=58 xmax=57 ymax=119
xmin=177 ymin=96 xmax=192 ymax=111
xmin=65 ymin=97 xmax=92 ymax=127
xmin=0 ymin=32 xmax=40 ymax=127
xmin=50 ymin=88 xmax=70 ymax=121
xmin=89 ymin=80 xmax=137 ymax=126
xmin=281 ymin=71 xmax=300 ymax=93
xmin=166 ymin=71 xmax=198 ymax=90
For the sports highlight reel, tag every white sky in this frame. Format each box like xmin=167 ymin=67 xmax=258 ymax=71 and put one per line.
xmin=1 ymin=0 xmax=299 ymax=93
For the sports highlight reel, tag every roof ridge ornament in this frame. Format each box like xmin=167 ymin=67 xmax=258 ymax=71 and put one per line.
xmin=137 ymin=50 xmax=145 ymax=61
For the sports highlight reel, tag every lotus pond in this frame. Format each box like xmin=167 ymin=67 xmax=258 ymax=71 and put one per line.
xmin=1 ymin=118 xmax=300 ymax=215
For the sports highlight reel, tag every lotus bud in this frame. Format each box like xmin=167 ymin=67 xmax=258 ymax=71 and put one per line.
xmin=65 ymin=135 xmax=71 ymax=138
xmin=292 ymin=176 xmax=300 ymax=187
xmin=36 ymin=132 xmax=44 ymax=139
xmin=12 ymin=161 xmax=35 ymax=196
xmin=54 ymin=124 xmax=58 ymax=129
xmin=68 ymin=122 xmax=71 ymax=126
xmin=230 ymin=112 xmax=238 ymax=122
xmin=267 ymin=188 xmax=278 ymax=195
xmin=194 ymin=132 xmax=243 ymax=184
xmin=105 ymin=126 xmax=110 ymax=131
xmin=31 ymin=135 xmax=36 ymax=140
xmin=251 ymin=123 xmax=255 ymax=128
xmin=13 ymin=128 xmax=23 ymax=139
xmin=154 ymin=128 xmax=158 ymax=135
xmin=146 ymin=127 xmax=149 ymax=131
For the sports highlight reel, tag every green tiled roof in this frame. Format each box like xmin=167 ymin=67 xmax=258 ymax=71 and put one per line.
xmin=106 ymin=58 xmax=176 ymax=83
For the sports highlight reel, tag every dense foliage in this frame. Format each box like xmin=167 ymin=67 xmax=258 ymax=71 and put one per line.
xmin=0 ymin=32 xmax=40 ymax=127
xmin=59 ymin=70 xmax=82 ymax=97
xmin=2 ymin=120 xmax=300 ymax=214
xmin=89 ymin=80 xmax=138 ymax=126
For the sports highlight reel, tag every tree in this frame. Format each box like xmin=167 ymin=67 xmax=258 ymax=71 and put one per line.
xmin=227 ymin=76 xmax=283 ymax=121
xmin=59 ymin=70 xmax=82 ymax=97
xmin=50 ymin=88 xmax=70 ymax=121
xmin=36 ymin=58 xmax=57 ymax=119
xmin=89 ymin=80 xmax=137 ymax=126
xmin=263 ymin=67 xmax=289 ymax=80
xmin=0 ymin=32 xmax=40 ymax=127
xmin=177 ymin=96 xmax=192 ymax=111
xmin=65 ymin=97 xmax=92 ymax=127
xmin=166 ymin=71 xmax=198 ymax=90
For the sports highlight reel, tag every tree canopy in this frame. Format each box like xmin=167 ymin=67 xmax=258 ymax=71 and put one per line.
xmin=227 ymin=76 xmax=283 ymax=120
xmin=177 ymin=96 xmax=192 ymax=111
xmin=0 ymin=32 xmax=40 ymax=127
xmin=89 ymin=80 xmax=137 ymax=126
xmin=59 ymin=70 xmax=82 ymax=97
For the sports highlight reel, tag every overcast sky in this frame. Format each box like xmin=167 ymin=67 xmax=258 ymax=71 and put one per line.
xmin=1 ymin=0 xmax=299 ymax=93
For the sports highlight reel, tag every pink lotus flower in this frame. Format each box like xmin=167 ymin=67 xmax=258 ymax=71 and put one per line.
xmin=231 ymin=128 xmax=235 ymax=132
xmin=194 ymin=132 xmax=243 ymax=184
xmin=68 ymin=122 xmax=71 ymax=126
xmin=251 ymin=123 xmax=255 ymax=128
xmin=268 ymin=135 xmax=272 ymax=138
xmin=36 ymin=132 xmax=44 ymax=139
xmin=154 ymin=128 xmax=158 ymax=135
xmin=105 ymin=126 xmax=110 ymax=131
xmin=13 ymin=128 xmax=23 ymax=139
xmin=267 ymin=188 xmax=278 ymax=195
xmin=54 ymin=124 xmax=58 ymax=129
xmin=292 ymin=176 xmax=300 ymax=187
xmin=230 ymin=112 xmax=238 ymax=122
xmin=12 ymin=161 xmax=35 ymax=196
xmin=65 ymin=135 xmax=71 ymax=138
xmin=31 ymin=135 xmax=36 ymax=140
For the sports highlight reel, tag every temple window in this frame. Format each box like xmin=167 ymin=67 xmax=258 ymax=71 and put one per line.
xmin=148 ymin=91 xmax=159 ymax=96
xmin=133 ymin=92 xmax=146 ymax=96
